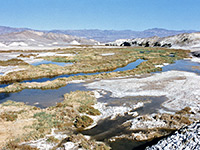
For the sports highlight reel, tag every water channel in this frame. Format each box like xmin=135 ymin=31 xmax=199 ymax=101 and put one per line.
xmin=0 ymin=58 xmax=200 ymax=149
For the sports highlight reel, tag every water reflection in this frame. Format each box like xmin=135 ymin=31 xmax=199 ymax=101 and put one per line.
xmin=31 ymin=60 xmax=73 ymax=67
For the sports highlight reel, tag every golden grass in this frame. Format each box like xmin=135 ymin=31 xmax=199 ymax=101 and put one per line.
xmin=0 ymin=47 xmax=190 ymax=92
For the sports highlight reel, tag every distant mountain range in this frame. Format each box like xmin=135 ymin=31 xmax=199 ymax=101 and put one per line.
xmin=0 ymin=26 xmax=198 ymax=42
xmin=50 ymin=28 xmax=197 ymax=42
xmin=0 ymin=26 xmax=30 ymax=34
xmin=0 ymin=30 xmax=98 ymax=48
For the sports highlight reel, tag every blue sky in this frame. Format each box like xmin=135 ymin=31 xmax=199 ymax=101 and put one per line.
xmin=0 ymin=0 xmax=199 ymax=30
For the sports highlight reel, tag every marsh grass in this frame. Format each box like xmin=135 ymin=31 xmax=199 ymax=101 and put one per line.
xmin=0 ymin=47 xmax=190 ymax=92
xmin=42 ymin=56 xmax=76 ymax=63
xmin=55 ymin=134 xmax=111 ymax=150
xmin=0 ymin=58 xmax=29 ymax=66
xmin=78 ymin=105 xmax=101 ymax=116
xmin=21 ymin=91 xmax=98 ymax=142
xmin=46 ymin=136 xmax=60 ymax=143
xmin=4 ymin=140 xmax=38 ymax=150
xmin=17 ymin=54 xmax=38 ymax=58
xmin=0 ymin=112 xmax=18 ymax=121
xmin=74 ymin=115 xmax=94 ymax=129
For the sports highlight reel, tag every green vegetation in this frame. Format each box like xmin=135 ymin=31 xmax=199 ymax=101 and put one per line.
xmin=0 ymin=47 xmax=190 ymax=93
xmin=0 ymin=47 xmax=189 ymax=85
xmin=20 ymin=91 xmax=98 ymax=142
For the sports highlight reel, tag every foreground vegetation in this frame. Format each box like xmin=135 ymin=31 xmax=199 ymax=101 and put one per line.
xmin=0 ymin=91 xmax=110 ymax=149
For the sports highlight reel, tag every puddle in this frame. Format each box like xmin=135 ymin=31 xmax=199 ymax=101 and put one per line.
xmin=107 ymin=96 xmax=167 ymax=115
xmin=112 ymin=60 xmax=145 ymax=72
xmin=161 ymin=59 xmax=200 ymax=74
xmin=81 ymin=96 xmax=167 ymax=137
xmin=0 ymin=83 xmax=87 ymax=108
xmin=80 ymin=95 xmax=168 ymax=147
xmin=95 ymin=90 xmax=168 ymax=114
xmin=31 ymin=60 xmax=73 ymax=67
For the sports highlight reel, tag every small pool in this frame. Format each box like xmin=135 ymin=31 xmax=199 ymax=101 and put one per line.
xmin=160 ymin=59 xmax=200 ymax=74
xmin=31 ymin=60 xmax=73 ymax=67
xmin=0 ymin=82 xmax=87 ymax=108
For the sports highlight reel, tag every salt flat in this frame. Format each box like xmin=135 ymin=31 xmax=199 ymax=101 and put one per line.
xmin=86 ymin=70 xmax=200 ymax=112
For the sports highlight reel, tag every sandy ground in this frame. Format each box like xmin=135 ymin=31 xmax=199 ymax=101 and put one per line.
xmin=0 ymin=101 xmax=39 ymax=148
xmin=0 ymin=119 xmax=35 ymax=147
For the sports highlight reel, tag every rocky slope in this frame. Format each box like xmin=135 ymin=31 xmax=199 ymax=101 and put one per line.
xmin=0 ymin=30 xmax=99 ymax=48
xmin=107 ymin=32 xmax=200 ymax=51
xmin=191 ymin=50 xmax=200 ymax=57
xmin=146 ymin=121 xmax=200 ymax=150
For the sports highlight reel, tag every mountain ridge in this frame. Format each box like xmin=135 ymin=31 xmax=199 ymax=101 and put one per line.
xmin=0 ymin=29 xmax=99 ymax=48
xmin=0 ymin=25 xmax=198 ymax=42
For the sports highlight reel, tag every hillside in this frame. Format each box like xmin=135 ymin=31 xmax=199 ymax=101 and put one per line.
xmin=0 ymin=30 xmax=99 ymax=48
xmin=107 ymin=32 xmax=200 ymax=51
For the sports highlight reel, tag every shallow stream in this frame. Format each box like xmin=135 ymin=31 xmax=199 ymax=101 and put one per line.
xmin=0 ymin=59 xmax=145 ymax=88
xmin=0 ymin=58 xmax=200 ymax=149
xmin=0 ymin=59 xmax=199 ymax=107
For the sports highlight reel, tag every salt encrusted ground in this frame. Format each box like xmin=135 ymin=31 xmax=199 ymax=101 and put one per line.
xmin=101 ymin=53 xmax=115 ymax=56
xmin=0 ymin=66 xmax=25 ymax=76
xmin=190 ymin=56 xmax=200 ymax=63
xmin=85 ymin=101 xmax=143 ymax=129
xmin=0 ymin=51 xmax=75 ymax=63
xmin=21 ymin=129 xmax=68 ymax=150
xmin=83 ymin=90 xmax=145 ymax=129
xmin=146 ymin=121 xmax=200 ymax=150
xmin=0 ymin=51 xmax=75 ymax=75
xmin=85 ymin=70 xmax=200 ymax=112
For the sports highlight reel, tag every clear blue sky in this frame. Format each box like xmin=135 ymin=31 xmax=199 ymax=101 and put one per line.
xmin=0 ymin=0 xmax=200 ymax=31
